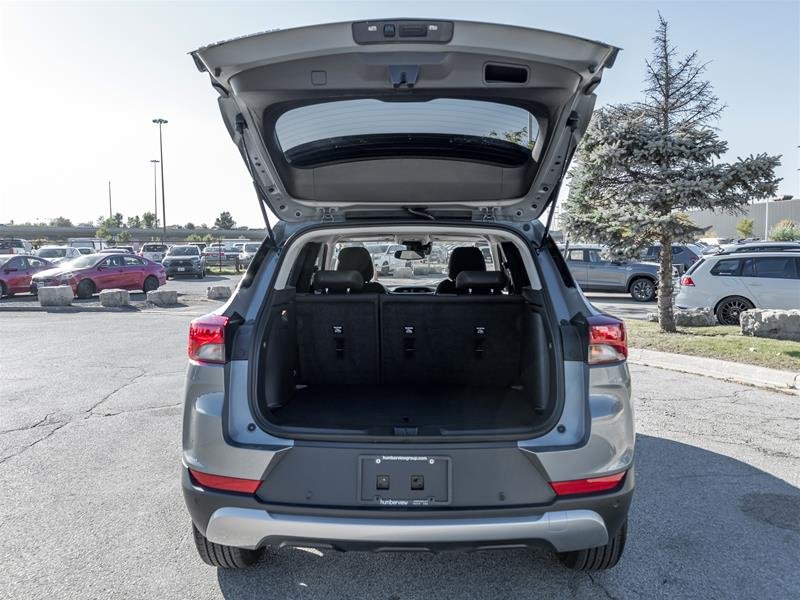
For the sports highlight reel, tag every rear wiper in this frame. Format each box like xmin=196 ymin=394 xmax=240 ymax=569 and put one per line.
xmin=404 ymin=207 xmax=436 ymax=220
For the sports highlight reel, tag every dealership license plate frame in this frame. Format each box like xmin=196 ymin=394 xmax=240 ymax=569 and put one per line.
xmin=358 ymin=455 xmax=452 ymax=507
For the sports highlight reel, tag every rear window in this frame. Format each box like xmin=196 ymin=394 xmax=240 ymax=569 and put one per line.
xmin=38 ymin=248 xmax=67 ymax=258
xmin=275 ymin=99 xmax=538 ymax=153
xmin=142 ymin=244 xmax=167 ymax=252
xmin=710 ymin=259 xmax=741 ymax=276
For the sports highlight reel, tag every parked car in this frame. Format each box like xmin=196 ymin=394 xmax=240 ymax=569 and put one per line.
xmin=182 ymin=21 xmax=633 ymax=572
xmin=139 ymin=242 xmax=169 ymax=262
xmin=31 ymin=253 xmax=166 ymax=298
xmin=563 ymin=245 xmax=661 ymax=301
xmin=238 ymin=242 xmax=260 ymax=267
xmin=163 ymin=245 xmax=206 ymax=278
xmin=99 ymin=246 xmax=135 ymax=254
xmin=717 ymin=241 xmax=800 ymax=255
xmin=0 ymin=255 xmax=54 ymax=297
xmin=641 ymin=244 xmax=701 ymax=273
xmin=676 ymin=252 xmax=800 ymax=324
xmin=0 ymin=238 xmax=33 ymax=255
xmin=35 ymin=245 xmax=83 ymax=264
xmin=203 ymin=242 xmax=238 ymax=262
xmin=368 ymin=243 xmax=410 ymax=275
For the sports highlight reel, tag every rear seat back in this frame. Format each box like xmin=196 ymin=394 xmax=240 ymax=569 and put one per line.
xmin=379 ymin=294 xmax=523 ymax=386
xmin=295 ymin=293 xmax=379 ymax=385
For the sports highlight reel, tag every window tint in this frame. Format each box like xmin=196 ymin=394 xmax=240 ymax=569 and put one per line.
xmin=276 ymin=99 xmax=538 ymax=152
xmin=123 ymin=256 xmax=144 ymax=266
xmin=565 ymin=249 xmax=585 ymax=262
xmin=587 ymin=250 xmax=603 ymax=263
xmin=671 ymin=247 xmax=682 ymax=255
xmin=754 ymin=257 xmax=797 ymax=279
xmin=710 ymin=259 xmax=741 ymax=276
xmin=27 ymin=257 xmax=47 ymax=267
xmin=6 ymin=257 xmax=25 ymax=269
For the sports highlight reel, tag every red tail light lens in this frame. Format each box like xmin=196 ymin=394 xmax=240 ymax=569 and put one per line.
xmin=680 ymin=275 xmax=695 ymax=286
xmin=188 ymin=469 xmax=260 ymax=494
xmin=188 ymin=314 xmax=228 ymax=364
xmin=587 ymin=315 xmax=627 ymax=364
xmin=550 ymin=471 xmax=626 ymax=496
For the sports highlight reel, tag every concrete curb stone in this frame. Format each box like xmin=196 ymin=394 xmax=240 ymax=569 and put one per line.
xmin=629 ymin=348 xmax=800 ymax=395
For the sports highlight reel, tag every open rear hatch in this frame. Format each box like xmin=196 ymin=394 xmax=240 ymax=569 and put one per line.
xmin=191 ymin=19 xmax=618 ymax=223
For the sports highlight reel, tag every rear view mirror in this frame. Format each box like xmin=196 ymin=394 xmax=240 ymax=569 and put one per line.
xmin=395 ymin=250 xmax=425 ymax=260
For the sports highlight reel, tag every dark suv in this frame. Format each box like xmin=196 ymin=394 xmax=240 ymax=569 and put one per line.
xmin=182 ymin=20 xmax=634 ymax=572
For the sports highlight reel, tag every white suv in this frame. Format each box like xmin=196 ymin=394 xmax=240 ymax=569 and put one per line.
xmin=676 ymin=252 xmax=800 ymax=324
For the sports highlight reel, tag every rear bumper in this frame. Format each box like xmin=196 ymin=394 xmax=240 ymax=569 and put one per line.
xmin=165 ymin=265 xmax=202 ymax=276
xmin=182 ymin=468 xmax=633 ymax=553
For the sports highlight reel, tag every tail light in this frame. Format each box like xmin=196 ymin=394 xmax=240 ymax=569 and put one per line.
xmin=680 ymin=275 xmax=695 ymax=286
xmin=188 ymin=314 xmax=228 ymax=364
xmin=188 ymin=469 xmax=260 ymax=494
xmin=587 ymin=315 xmax=627 ymax=364
xmin=550 ymin=471 xmax=626 ymax=496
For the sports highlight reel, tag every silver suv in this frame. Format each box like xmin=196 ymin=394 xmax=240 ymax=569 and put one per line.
xmin=182 ymin=20 xmax=634 ymax=572
xmin=563 ymin=244 xmax=661 ymax=301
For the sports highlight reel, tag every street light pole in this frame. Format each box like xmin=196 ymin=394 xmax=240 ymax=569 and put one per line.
xmin=108 ymin=180 xmax=112 ymax=220
xmin=149 ymin=159 xmax=160 ymax=228
xmin=152 ymin=118 xmax=168 ymax=239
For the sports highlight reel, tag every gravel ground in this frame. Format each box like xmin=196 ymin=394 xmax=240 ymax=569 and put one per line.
xmin=0 ymin=309 xmax=798 ymax=599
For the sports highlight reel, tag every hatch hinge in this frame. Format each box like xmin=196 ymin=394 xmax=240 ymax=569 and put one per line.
xmin=319 ymin=207 xmax=343 ymax=223
xmin=475 ymin=206 xmax=499 ymax=222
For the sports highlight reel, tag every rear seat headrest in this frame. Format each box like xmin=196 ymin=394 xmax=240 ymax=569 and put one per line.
xmin=336 ymin=246 xmax=375 ymax=281
xmin=455 ymin=271 xmax=507 ymax=294
xmin=311 ymin=270 xmax=364 ymax=293
xmin=448 ymin=247 xmax=486 ymax=279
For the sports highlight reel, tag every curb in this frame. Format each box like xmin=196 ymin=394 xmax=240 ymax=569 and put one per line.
xmin=629 ymin=348 xmax=800 ymax=395
xmin=0 ymin=305 xmax=141 ymax=313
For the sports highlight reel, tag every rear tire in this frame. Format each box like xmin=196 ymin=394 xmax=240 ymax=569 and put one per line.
xmin=143 ymin=276 xmax=159 ymax=293
xmin=715 ymin=295 xmax=753 ymax=325
xmin=76 ymin=279 xmax=95 ymax=299
xmin=558 ymin=520 xmax=627 ymax=571
xmin=629 ymin=277 xmax=656 ymax=302
xmin=192 ymin=523 xmax=263 ymax=568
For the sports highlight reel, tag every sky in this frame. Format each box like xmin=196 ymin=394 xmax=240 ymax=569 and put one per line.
xmin=1 ymin=0 xmax=798 ymax=228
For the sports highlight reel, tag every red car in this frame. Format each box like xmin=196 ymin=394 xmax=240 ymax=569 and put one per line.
xmin=31 ymin=253 xmax=166 ymax=299
xmin=0 ymin=255 xmax=54 ymax=297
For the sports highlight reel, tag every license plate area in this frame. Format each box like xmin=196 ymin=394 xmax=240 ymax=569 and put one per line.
xmin=359 ymin=455 xmax=451 ymax=506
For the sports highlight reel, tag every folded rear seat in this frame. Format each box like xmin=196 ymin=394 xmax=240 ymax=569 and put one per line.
xmin=380 ymin=272 xmax=523 ymax=386
xmin=295 ymin=271 xmax=379 ymax=385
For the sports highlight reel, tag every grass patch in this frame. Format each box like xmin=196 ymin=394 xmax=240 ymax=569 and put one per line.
xmin=206 ymin=265 xmax=242 ymax=276
xmin=625 ymin=319 xmax=800 ymax=372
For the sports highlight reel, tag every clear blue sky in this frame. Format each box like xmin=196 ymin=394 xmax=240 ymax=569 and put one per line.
xmin=1 ymin=0 xmax=797 ymax=227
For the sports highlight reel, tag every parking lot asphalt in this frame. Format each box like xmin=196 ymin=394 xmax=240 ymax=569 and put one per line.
xmin=1 ymin=308 xmax=798 ymax=599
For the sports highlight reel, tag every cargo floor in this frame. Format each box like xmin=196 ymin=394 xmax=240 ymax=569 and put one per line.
xmin=269 ymin=384 xmax=540 ymax=434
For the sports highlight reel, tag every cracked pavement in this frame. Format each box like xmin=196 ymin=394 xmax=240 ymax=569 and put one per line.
xmin=1 ymin=310 xmax=798 ymax=599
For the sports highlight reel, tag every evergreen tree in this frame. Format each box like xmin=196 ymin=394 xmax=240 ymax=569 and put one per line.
xmin=562 ymin=15 xmax=780 ymax=332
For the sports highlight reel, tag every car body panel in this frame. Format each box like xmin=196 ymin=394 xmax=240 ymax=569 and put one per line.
xmin=562 ymin=246 xmax=658 ymax=293
xmin=0 ymin=255 xmax=54 ymax=294
xmin=676 ymin=252 xmax=800 ymax=314
xmin=31 ymin=254 xmax=166 ymax=295
xmin=191 ymin=20 xmax=618 ymax=222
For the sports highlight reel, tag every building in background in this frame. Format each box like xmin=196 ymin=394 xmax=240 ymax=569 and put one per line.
xmin=686 ymin=196 xmax=798 ymax=239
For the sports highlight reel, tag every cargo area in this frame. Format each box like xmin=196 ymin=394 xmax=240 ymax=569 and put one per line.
xmin=256 ymin=288 xmax=558 ymax=439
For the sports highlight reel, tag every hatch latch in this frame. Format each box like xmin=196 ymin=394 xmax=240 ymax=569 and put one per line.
xmin=388 ymin=65 xmax=419 ymax=88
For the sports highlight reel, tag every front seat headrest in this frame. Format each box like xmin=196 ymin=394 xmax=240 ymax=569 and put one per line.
xmin=311 ymin=270 xmax=364 ymax=294
xmin=455 ymin=271 xmax=507 ymax=294
xmin=448 ymin=247 xmax=486 ymax=279
xmin=337 ymin=247 xmax=375 ymax=281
